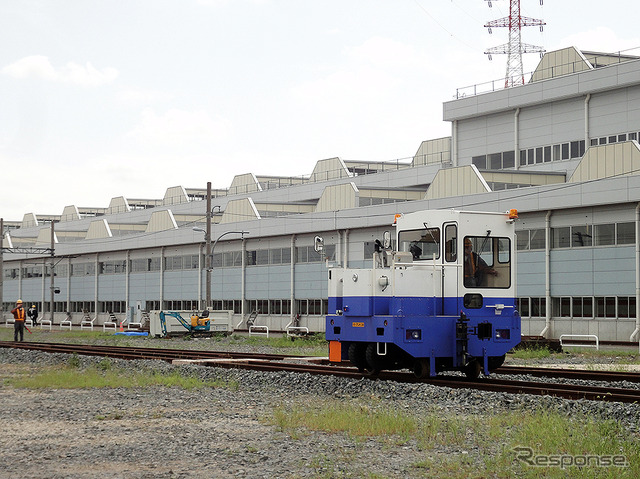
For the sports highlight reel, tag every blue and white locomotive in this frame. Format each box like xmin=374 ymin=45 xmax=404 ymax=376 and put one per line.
xmin=324 ymin=208 xmax=521 ymax=378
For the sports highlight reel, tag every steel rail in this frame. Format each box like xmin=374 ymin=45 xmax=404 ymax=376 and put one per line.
xmin=495 ymin=365 xmax=640 ymax=383
xmin=0 ymin=341 xmax=302 ymax=361
xmin=2 ymin=341 xmax=639 ymax=403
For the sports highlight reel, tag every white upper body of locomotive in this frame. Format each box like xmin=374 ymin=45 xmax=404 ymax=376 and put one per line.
xmin=326 ymin=208 xmax=518 ymax=311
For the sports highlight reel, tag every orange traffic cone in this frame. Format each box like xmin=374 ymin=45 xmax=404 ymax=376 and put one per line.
xmin=119 ymin=322 xmax=124 ymax=332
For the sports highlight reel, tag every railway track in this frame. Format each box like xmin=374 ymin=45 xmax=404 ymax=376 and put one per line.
xmin=495 ymin=365 xmax=640 ymax=383
xmin=2 ymin=341 xmax=639 ymax=404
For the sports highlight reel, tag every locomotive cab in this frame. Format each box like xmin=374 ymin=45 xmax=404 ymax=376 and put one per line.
xmin=325 ymin=208 xmax=521 ymax=378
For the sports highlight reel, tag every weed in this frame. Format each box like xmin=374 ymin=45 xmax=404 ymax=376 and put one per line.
xmin=67 ymin=353 xmax=81 ymax=368
xmin=511 ymin=346 xmax=554 ymax=360
xmin=97 ymin=358 xmax=112 ymax=371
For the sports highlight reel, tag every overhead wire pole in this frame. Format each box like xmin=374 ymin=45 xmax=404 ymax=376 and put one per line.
xmin=49 ymin=221 xmax=56 ymax=323
xmin=2 ymin=218 xmax=56 ymax=318
xmin=484 ymin=0 xmax=546 ymax=88
xmin=205 ymin=182 xmax=212 ymax=309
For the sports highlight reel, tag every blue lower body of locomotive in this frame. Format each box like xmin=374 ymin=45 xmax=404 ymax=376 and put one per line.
xmin=325 ymin=295 xmax=521 ymax=377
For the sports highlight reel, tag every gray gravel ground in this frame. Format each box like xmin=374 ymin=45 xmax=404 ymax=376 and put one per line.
xmin=1 ymin=347 xmax=639 ymax=478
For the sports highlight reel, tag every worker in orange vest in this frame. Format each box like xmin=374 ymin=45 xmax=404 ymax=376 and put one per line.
xmin=11 ymin=299 xmax=26 ymax=342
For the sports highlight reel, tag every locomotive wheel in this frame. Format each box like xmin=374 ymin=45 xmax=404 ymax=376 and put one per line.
xmin=348 ymin=343 xmax=367 ymax=373
xmin=488 ymin=354 xmax=506 ymax=372
xmin=464 ymin=360 xmax=481 ymax=379
xmin=364 ymin=343 xmax=381 ymax=377
xmin=413 ymin=358 xmax=430 ymax=379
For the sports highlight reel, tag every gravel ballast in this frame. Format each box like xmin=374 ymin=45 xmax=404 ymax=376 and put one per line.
xmin=0 ymin=347 xmax=639 ymax=478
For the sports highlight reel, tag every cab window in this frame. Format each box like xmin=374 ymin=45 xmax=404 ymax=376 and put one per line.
xmin=463 ymin=236 xmax=511 ymax=288
xmin=399 ymin=228 xmax=440 ymax=261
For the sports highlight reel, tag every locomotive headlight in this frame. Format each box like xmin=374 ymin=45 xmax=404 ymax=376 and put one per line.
xmin=495 ymin=329 xmax=510 ymax=339
xmin=406 ymin=329 xmax=422 ymax=340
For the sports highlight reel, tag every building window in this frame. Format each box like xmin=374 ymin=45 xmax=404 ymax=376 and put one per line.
xmin=165 ymin=256 xmax=183 ymax=270
xmin=71 ymin=263 xmax=95 ymax=276
xmin=552 ymin=297 xmax=571 ymax=317
xmin=99 ymin=261 xmax=126 ymax=274
xmin=282 ymin=300 xmax=291 ymax=315
xmin=617 ymin=297 xmax=635 ymax=318
xmin=489 ymin=153 xmax=502 ymax=169
xmin=296 ymin=244 xmax=335 ymax=263
xmin=296 ymin=299 xmax=308 ymax=315
xmin=268 ymin=300 xmax=281 ymax=315
xmin=531 ymin=297 xmax=545 ymax=317
xmin=222 ymin=251 xmax=242 ymax=267
xmin=472 ymin=155 xmax=486 ymax=169
xmin=594 ymin=224 xmax=615 ymax=246
xmin=146 ymin=300 xmax=160 ymax=311
xmin=503 ymin=150 xmax=515 ymax=168
xmin=527 ymin=148 xmax=534 ymax=165
xmin=535 ymin=147 xmax=543 ymax=164
xmin=255 ymin=249 xmax=269 ymax=265
xmin=571 ymin=225 xmax=592 ymax=247
xmin=595 ymin=297 xmax=616 ymax=318
xmin=552 ymin=227 xmax=571 ymax=248
xmin=270 ymin=248 xmax=282 ymax=265
xmin=547 ymin=222 xmax=634 ymax=249
xmin=309 ymin=299 xmax=322 ymax=315
xmin=518 ymin=228 xmax=545 ymax=250
xmin=570 ymin=141 xmax=581 ymax=159
xmin=296 ymin=247 xmax=308 ymax=263
xmin=617 ymin=222 xmax=635 ymax=244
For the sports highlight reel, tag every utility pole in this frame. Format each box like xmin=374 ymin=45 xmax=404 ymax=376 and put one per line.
xmin=205 ymin=182 xmax=212 ymax=309
xmin=49 ymin=221 xmax=55 ymax=322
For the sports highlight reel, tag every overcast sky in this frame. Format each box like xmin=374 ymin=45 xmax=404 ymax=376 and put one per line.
xmin=1 ymin=1 xmax=638 ymax=222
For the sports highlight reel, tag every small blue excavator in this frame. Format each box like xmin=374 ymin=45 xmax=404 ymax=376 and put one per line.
xmin=159 ymin=310 xmax=211 ymax=337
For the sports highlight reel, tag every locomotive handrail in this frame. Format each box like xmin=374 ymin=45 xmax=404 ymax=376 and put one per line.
xmin=393 ymin=262 xmax=444 ymax=269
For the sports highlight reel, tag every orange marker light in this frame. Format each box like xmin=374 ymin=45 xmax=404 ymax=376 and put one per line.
xmin=508 ymin=209 xmax=518 ymax=219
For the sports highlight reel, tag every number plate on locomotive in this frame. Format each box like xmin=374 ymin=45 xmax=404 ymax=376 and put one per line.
xmin=352 ymin=322 xmax=364 ymax=327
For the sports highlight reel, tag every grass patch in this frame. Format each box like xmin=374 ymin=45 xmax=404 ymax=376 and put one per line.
xmin=511 ymin=346 xmax=554 ymax=360
xmin=269 ymin=400 xmax=640 ymax=479
xmin=510 ymin=345 xmax=639 ymax=365
xmin=6 ymin=362 xmax=238 ymax=390
xmin=563 ymin=348 xmax=639 ymax=360
xmin=273 ymin=401 xmax=417 ymax=440
xmin=226 ymin=334 xmax=328 ymax=356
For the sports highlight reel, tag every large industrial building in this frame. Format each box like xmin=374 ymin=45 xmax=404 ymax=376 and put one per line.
xmin=2 ymin=46 xmax=640 ymax=343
